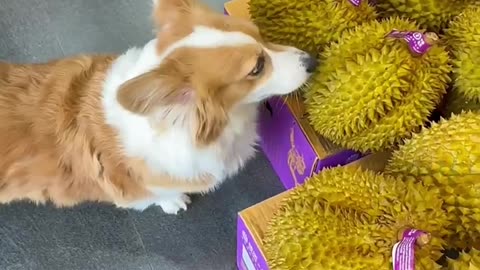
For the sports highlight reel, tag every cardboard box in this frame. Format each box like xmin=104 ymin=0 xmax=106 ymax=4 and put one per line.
xmin=224 ymin=0 xmax=249 ymax=17
xmin=224 ymin=0 xmax=364 ymax=190
xmin=236 ymin=152 xmax=391 ymax=270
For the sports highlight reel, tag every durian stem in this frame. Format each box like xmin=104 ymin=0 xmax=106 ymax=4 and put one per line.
xmin=416 ymin=233 xmax=432 ymax=247
xmin=424 ymin=32 xmax=440 ymax=45
xmin=397 ymin=228 xmax=431 ymax=247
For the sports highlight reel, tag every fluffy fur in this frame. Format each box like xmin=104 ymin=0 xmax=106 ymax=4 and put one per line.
xmin=0 ymin=0 xmax=315 ymax=214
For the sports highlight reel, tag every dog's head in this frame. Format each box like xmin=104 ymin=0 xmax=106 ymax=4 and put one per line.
xmin=117 ymin=0 xmax=317 ymax=145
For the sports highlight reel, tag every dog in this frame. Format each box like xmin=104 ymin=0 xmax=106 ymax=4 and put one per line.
xmin=0 ymin=0 xmax=317 ymax=214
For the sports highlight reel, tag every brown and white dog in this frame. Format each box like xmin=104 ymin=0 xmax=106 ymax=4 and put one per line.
xmin=0 ymin=0 xmax=317 ymax=214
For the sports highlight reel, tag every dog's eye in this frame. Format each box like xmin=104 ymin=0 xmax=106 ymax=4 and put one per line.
xmin=248 ymin=55 xmax=265 ymax=77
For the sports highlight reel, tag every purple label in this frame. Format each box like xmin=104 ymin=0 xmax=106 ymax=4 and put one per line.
xmin=392 ymin=229 xmax=427 ymax=270
xmin=349 ymin=0 xmax=361 ymax=6
xmin=387 ymin=30 xmax=432 ymax=55
xmin=349 ymin=0 xmax=376 ymax=6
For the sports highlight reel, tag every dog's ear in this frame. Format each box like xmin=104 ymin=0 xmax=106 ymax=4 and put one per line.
xmin=117 ymin=69 xmax=192 ymax=115
xmin=195 ymin=96 xmax=228 ymax=146
xmin=152 ymin=0 xmax=195 ymax=27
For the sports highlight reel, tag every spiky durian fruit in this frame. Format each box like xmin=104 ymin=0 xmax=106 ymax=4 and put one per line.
xmin=263 ymin=166 xmax=448 ymax=270
xmin=304 ymin=18 xmax=451 ymax=153
xmin=375 ymin=0 xmax=474 ymax=31
xmin=248 ymin=0 xmax=377 ymax=55
xmin=385 ymin=112 xmax=480 ymax=249
xmin=264 ymin=204 xmax=389 ymax=270
xmin=447 ymin=248 xmax=480 ymax=270
xmin=444 ymin=6 xmax=480 ymax=103
xmin=442 ymin=89 xmax=480 ymax=117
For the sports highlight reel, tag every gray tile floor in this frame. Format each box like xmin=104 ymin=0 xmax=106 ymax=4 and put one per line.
xmin=0 ymin=1 xmax=284 ymax=269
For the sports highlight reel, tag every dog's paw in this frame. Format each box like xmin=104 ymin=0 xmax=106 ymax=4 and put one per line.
xmin=156 ymin=194 xmax=191 ymax=215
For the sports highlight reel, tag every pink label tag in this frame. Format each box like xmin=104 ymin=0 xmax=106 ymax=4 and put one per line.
xmin=349 ymin=0 xmax=377 ymax=7
xmin=387 ymin=30 xmax=432 ymax=55
xmin=392 ymin=229 xmax=426 ymax=270
xmin=348 ymin=0 xmax=361 ymax=6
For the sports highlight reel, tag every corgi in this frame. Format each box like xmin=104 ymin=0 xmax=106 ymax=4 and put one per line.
xmin=0 ymin=0 xmax=317 ymax=214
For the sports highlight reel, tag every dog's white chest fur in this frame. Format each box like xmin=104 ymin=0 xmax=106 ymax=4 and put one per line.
xmin=102 ymin=40 xmax=259 ymax=186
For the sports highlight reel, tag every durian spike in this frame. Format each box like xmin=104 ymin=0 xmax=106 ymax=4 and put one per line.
xmin=248 ymin=0 xmax=378 ymax=55
xmin=443 ymin=5 xmax=480 ymax=103
xmin=441 ymin=89 xmax=480 ymax=117
xmin=385 ymin=111 xmax=480 ymax=249
xmin=446 ymin=248 xmax=480 ymax=270
xmin=305 ymin=17 xmax=451 ymax=153
xmin=263 ymin=166 xmax=446 ymax=270
xmin=374 ymin=0 xmax=472 ymax=31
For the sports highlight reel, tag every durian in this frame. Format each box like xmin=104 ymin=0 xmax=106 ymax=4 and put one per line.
xmin=442 ymin=89 xmax=480 ymax=117
xmin=447 ymin=248 xmax=480 ymax=270
xmin=444 ymin=5 xmax=480 ymax=103
xmin=305 ymin=18 xmax=451 ymax=153
xmin=248 ymin=0 xmax=377 ymax=55
xmin=263 ymin=166 xmax=448 ymax=270
xmin=375 ymin=0 xmax=475 ymax=31
xmin=385 ymin=112 xmax=480 ymax=249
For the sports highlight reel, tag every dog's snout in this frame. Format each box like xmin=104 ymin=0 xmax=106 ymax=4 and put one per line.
xmin=301 ymin=55 xmax=318 ymax=73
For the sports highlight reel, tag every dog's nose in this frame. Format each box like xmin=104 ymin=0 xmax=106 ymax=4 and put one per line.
xmin=302 ymin=55 xmax=318 ymax=73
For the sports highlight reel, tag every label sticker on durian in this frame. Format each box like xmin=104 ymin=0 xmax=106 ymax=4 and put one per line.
xmin=392 ymin=229 xmax=428 ymax=270
xmin=348 ymin=0 xmax=361 ymax=6
xmin=387 ymin=30 xmax=432 ymax=55
xmin=348 ymin=0 xmax=376 ymax=7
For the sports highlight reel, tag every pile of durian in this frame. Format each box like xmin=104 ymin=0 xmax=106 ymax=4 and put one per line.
xmin=263 ymin=111 xmax=480 ymax=269
xmin=250 ymin=0 xmax=480 ymax=154
xmin=248 ymin=0 xmax=480 ymax=269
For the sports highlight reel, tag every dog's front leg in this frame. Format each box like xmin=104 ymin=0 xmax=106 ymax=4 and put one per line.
xmin=126 ymin=188 xmax=192 ymax=214
xmin=121 ymin=170 xmax=216 ymax=214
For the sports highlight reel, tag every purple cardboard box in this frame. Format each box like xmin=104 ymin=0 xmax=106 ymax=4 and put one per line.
xmin=258 ymin=97 xmax=363 ymax=190
xmin=235 ymin=192 xmax=289 ymax=270
xmin=237 ymin=217 xmax=269 ymax=270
